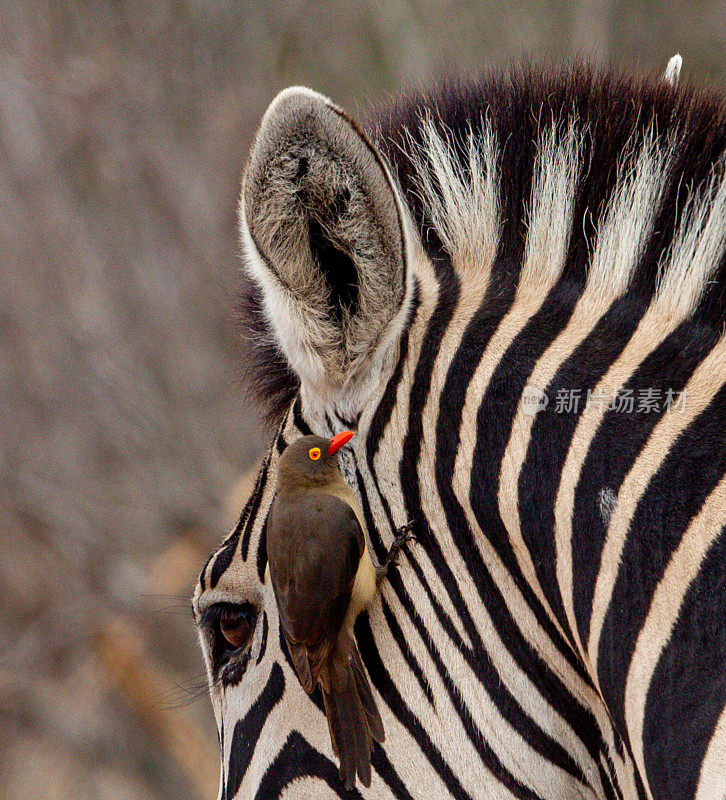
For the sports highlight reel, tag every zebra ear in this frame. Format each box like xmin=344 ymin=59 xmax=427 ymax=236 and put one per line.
xmin=239 ymin=87 xmax=412 ymax=407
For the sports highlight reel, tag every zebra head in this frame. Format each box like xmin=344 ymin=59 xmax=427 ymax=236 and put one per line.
xmin=194 ymin=86 xmax=436 ymax=799
xmin=194 ymin=68 xmax=726 ymax=800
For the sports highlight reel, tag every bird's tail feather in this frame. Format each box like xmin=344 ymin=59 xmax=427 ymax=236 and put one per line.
xmin=321 ymin=639 xmax=384 ymax=789
xmin=351 ymin=646 xmax=384 ymax=744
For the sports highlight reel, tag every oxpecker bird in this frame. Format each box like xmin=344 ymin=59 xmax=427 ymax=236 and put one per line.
xmin=266 ymin=431 xmax=414 ymax=789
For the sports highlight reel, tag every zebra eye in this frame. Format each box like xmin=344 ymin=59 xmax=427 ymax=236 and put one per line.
xmin=219 ymin=606 xmax=253 ymax=650
xmin=203 ymin=603 xmax=257 ymax=682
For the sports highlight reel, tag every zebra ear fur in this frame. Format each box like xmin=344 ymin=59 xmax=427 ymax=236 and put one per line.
xmin=239 ymin=87 xmax=412 ymax=406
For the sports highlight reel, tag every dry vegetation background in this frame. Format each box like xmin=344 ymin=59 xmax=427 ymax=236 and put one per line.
xmin=1 ymin=2 xmax=724 ymax=799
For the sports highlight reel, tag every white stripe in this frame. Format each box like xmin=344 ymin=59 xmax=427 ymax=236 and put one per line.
xmin=588 ymin=336 xmax=726 ymax=668
xmin=443 ymin=121 xmax=640 ymax=793
xmin=497 ymin=124 xmax=670 ymax=644
xmin=456 ymin=121 xmax=583 ymax=641
xmin=695 ymin=701 xmax=726 ymax=800
xmin=625 ymin=473 xmax=726 ymax=799
xmin=410 ymin=119 xmax=502 ymax=647
xmin=373 ymin=552 xmax=519 ymax=800
xmin=554 ymin=154 xmax=726 ymax=663
xmin=382 ymin=537 xmax=597 ymax=800
xmin=381 ymin=121 xmax=605 ymax=796
xmin=413 ymin=117 xmax=500 ymax=279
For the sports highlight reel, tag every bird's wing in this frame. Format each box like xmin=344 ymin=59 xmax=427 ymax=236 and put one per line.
xmin=286 ymin=639 xmax=315 ymax=694
xmin=267 ymin=490 xmax=364 ymax=691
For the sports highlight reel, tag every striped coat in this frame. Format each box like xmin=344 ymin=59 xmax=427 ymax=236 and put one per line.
xmin=194 ymin=64 xmax=726 ymax=800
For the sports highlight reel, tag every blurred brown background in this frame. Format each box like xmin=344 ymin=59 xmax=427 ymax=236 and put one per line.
xmin=1 ymin=2 xmax=724 ymax=799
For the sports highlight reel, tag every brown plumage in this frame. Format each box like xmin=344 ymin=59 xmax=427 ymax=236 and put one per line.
xmin=266 ymin=432 xmax=385 ymax=789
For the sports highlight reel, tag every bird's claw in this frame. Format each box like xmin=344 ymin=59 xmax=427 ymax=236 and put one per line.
xmin=378 ymin=521 xmax=416 ymax=578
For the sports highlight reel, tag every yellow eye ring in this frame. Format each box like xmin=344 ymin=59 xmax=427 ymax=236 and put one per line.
xmin=308 ymin=447 xmax=321 ymax=461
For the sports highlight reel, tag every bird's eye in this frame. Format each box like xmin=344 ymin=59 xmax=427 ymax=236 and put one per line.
xmin=309 ymin=447 xmax=321 ymax=461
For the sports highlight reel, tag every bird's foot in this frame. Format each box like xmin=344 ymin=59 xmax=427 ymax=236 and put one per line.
xmin=377 ymin=521 xmax=416 ymax=580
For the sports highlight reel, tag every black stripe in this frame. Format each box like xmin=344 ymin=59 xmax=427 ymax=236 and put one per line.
xmin=642 ymin=524 xmax=726 ymax=800
xmin=255 ymin=730 xmax=364 ymax=800
xmin=469 ymin=278 xmax=584 ymax=639
xmin=356 ymin=613 xmax=474 ymax=800
xmin=210 ymin=451 xmax=272 ymax=589
xmin=517 ymin=291 xmax=644 ymax=628
xmin=292 ymin=395 xmax=313 ymax=436
xmin=367 ymin=279 xmax=420 ymax=463
xmin=598 ymin=751 xmax=624 ymax=800
xmin=256 ymin=516 xmax=268 ymax=583
xmin=370 ymin=744 xmax=418 ymax=800
xmin=209 ymin=537 xmax=238 ymax=591
xmin=226 ymin=662 xmax=285 ymax=799
xmin=198 ymin=555 xmax=210 ymax=593
xmin=598 ymin=761 xmax=618 ymax=800
xmin=572 ymin=322 xmax=720 ymax=647
xmin=239 ymin=448 xmax=273 ymax=562
xmin=430 ymin=302 xmax=611 ymax=775
xmin=380 ymin=595 xmax=435 ymax=707
xmin=256 ymin=611 xmax=269 ymax=666
xmin=596 ymin=385 xmax=726 ymax=739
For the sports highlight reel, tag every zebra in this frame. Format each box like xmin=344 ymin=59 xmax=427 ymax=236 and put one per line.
xmin=193 ymin=62 xmax=726 ymax=800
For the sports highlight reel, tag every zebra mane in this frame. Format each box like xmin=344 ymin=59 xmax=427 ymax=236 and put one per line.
xmin=235 ymin=277 xmax=301 ymax=424
xmin=237 ymin=63 xmax=726 ymax=423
